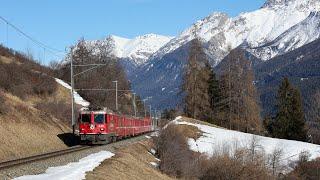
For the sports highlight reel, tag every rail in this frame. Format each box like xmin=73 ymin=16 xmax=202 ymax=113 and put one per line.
xmin=0 ymin=145 xmax=91 ymax=170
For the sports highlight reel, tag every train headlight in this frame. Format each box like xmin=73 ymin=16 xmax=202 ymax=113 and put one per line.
xmin=100 ymin=128 xmax=104 ymax=131
xmin=90 ymin=124 xmax=94 ymax=130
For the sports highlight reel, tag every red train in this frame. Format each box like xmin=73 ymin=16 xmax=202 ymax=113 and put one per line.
xmin=78 ymin=108 xmax=152 ymax=144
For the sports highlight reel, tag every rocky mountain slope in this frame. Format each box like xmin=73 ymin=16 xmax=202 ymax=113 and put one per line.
xmin=248 ymin=11 xmax=320 ymax=60
xmin=65 ymin=0 xmax=320 ymax=112
xmin=254 ymin=37 xmax=320 ymax=123
xmin=151 ymin=0 xmax=320 ymax=64
xmin=74 ymin=34 xmax=173 ymax=66
xmin=68 ymin=34 xmax=173 ymax=77
xmin=130 ymin=0 xmax=320 ymax=109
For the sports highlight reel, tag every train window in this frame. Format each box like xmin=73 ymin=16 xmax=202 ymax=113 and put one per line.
xmin=94 ymin=114 xmax=105 ymax=124
xmin=81 ymin=114 xmax=91 ymax=123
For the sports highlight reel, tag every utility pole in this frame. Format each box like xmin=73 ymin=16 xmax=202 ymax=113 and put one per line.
xmin=149 ymin=105 xmax=152 ymax=129
xmin=70 ymin=53 xmax=75 ymax=135
xmin=6 ymin=22 xmax=8 ymax=47
xmin=113 ymin=81 xmax=118 ymax=111
xmin=228 ymin=59 xmax=232 ymax=130
xmin=143 ymin=99 xmax=147 ymax=117
xmin=133 ymin=93 xmax=137 ymax=117
xmin=154 ymin=109 xmax=157 ymax=128
xmin=69 ymin=54 xmax=112 ymax=135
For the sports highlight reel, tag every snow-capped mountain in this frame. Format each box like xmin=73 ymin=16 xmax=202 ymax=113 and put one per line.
xmin=110 ymin=34 xmax=173 ymax=65
xmin=151 ymin=0 xmax=320 ymax=64
xmin=131 ymin=0 xmax=320 ymax=110
xmin=75 ymin=34 xmax=173 ymax=66
xmin=248 ymin=11 xmax=320 ymax=60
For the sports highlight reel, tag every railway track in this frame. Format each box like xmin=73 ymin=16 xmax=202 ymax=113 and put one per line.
xmin=0 ymin=133 xmax=152 ymax=171
xmin=0 ymin=145 xmax=92 ymax=170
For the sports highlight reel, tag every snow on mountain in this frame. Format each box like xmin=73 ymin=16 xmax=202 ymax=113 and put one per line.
xmin=151 ymin=0 xmax=320 ymax=64
xmin=248 ymin=11 xmax=320 ymax=60
xmin=262 ymin=0 xmax=290 ymax=8
xmin=151 ymin=12 xmax=229 ymax=63
xmin=80 ymin=34 xmax=173 ymax=66
xmin=117 ymin=34 xmax=173 ymax=65
xmin=131 ymin=0 xmax=320 ymax=110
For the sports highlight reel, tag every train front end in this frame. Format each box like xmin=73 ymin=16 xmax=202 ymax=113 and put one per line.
xmin=78 ymin=110 xmax=111 ymax=144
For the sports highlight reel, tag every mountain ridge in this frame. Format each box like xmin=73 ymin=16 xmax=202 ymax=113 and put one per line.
xmin=65 ymin=0 xmax=320 ymax=112
xmin=130 ymin=0 xmax=320 ymax=110
xmin=72 ymin=33 xmax=173 ymax=67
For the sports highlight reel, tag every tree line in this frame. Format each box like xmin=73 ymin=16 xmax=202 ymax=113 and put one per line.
xmin=181 ymin=39 xmax=307 ymax=141
xmin=55 ymin=38 xmax=147 ymax=117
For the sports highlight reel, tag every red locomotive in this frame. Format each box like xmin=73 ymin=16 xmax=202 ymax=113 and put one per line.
xmin=78 ymin=108 xmax=152 ymax=144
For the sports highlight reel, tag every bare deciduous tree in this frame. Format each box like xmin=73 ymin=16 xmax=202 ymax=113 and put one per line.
xmin=182 ymin=38 xmax=212 ymax=121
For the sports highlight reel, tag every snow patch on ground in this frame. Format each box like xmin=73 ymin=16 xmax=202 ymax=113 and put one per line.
xmin=14 ymin=151 xmax=115 ymax=180
xmin=174 ymin=121 xmax=320 ymax=166
xmin=150 ymin=162 xmax=158 ymax=167
xmin=150 ymin=148 xmax=156 ymax=155
xmin=55 ymin=78 xmax=90 ymax=107
xmin=150 ymin=131 xmax=159 ymax=137
xmin=145 ymin=135 xmax=151 ymax=139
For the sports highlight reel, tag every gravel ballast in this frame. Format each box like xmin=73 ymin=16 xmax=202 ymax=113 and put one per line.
xmin=0 ymin=134 xmax=148 ymax=179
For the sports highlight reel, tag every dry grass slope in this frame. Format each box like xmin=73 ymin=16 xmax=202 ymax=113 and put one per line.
xmin=86 ymin=141 xmax=173 ymax=180
xmin=0 ymin=87 xmax=72 ymax=162
xmin=0 ymin=46 xmax=79 ymax=162
xmin=176 ymin=116 xmax=222 ymax=128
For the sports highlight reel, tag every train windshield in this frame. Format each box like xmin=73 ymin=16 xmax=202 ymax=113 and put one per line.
xmin=81 ymin=114 xmax=91 ymax=123
xmin=94 ymin=114 xmax=105 ymax=124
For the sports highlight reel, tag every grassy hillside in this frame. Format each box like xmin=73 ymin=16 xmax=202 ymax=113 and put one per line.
xmin=86 ymin=140 xmax=172 ymax=180
xmin=0 ymin=45 xmax=73 ymax=161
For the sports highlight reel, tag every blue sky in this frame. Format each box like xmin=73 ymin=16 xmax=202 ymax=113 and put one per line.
xmin=0 ymin=0 xmax=265 ymax=64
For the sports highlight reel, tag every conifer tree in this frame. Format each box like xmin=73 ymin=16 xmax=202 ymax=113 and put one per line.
xmin=207 ymin=66 xmax=220 ymax=124
xmin=310 ymin=90 xmax=320 ymax=125
xmin=273 ymin=77 xmax=307 ymax=141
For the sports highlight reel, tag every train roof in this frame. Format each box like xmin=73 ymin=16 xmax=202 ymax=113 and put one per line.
xmin=79 ymin=108 xmax=150 ymax=120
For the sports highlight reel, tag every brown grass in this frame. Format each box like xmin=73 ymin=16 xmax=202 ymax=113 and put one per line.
xmin=0 ymin=90 xmax=71 ymax=161
xmin=286 ymin=157 xmax=320 ymax=179
xmin=0 ymin=56 xmax=14 ymax=64
xmin=0 ymin=47 xmax=74 ymax=162
xmin=178 ymin=124 xmax=201 ymax=140
xmin=155 ymin=121 xmax=275 ymax=179
xmin=176 ymin=116 xmax=222 ymax=128
xmin=86 ymin=141 xmax=173 ymax=180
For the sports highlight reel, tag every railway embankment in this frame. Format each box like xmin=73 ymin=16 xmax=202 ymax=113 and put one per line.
xmin=86 ymin=138 xmax=172 ymax=180
xmin=0 ymin=134 xmax=148 ymax=179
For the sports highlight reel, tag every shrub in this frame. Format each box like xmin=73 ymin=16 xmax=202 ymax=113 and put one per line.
xmin=201 ymin=137 xmax=272 ymax=180
xmin=0 ymin=62 xmax=57 ymax=99
xmin=154 ymin=124 xmax=203 ymax=178
xmin=308 ymin=127 xmax=320 ymax=145
xmin=155 ymin=124 xmax=276 ymax=179
xmin=0 ymin=44 xmax=57 ymax=99
xmin=35 ymin=100 xmax=71 ymax=125
xmin=0 ymin=91 xmax=9 ymax=115
xmin=33 ymin=75 xmax=57 ymax=96
xmin=286 ymin=157 xmax=320 ymax=179
xmin=10 ymin=82 xmax=33 ymax=100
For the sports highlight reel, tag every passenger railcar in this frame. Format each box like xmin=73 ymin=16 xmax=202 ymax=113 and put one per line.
xmin=78 ymin=109 xmax=152 ymax=144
